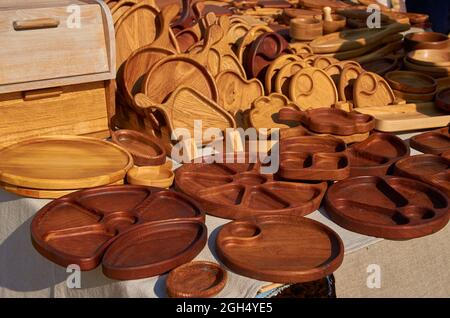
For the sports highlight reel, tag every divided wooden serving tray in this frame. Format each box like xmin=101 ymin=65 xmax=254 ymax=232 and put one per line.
xmin=175 ymin=157 xmax=328 ymax=219
xmin=0 ymin=136 xmax=133 ymax=190
xmin=216 ymin=214 xmax=344 ymax=283
xmin=409 ymin=126 xmax=450 ymax=155
xmin=31 ymin=186 xmax=206 ymax=280
xmin=325 ymin=176 xmax=449 ymax=239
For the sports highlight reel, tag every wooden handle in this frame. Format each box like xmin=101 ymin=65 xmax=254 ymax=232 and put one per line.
xmin=278 ymin=107 xmax=303 ymax=122
xmin=323 ymin=7 xmax=333 ymax=22
xmin=23 ymin=87 xmax=63 ymax=101
xmin=13 ymin=18 xmax=60 ymax=31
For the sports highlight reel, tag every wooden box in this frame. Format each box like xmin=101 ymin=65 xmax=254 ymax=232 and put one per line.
xmin=0 ymin=0 xmax=115 ymax=147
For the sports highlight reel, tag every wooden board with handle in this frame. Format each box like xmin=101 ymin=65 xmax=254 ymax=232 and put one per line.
xmin=353 ymin=72 xmax=396 ymax=108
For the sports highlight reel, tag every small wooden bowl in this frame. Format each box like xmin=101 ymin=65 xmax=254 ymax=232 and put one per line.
xmin=290 ymin=17 xmax=323 ymax=41
xmin=126 ymin=161 xmax=174 ymax=188
xmin=385 ymin=71 xmax=437 ymax=94
xmin=392 ymin=89 xmax=436 ymax=102
xmin=166 ymin=261 xmax=227 ymax=298
xmin=320 ymin=14 xmax=346 ymax=34
xmin=404 ymin=32 xmax=450 ymax=52
xmin=436 ymin=88 xmax=450 ymax=112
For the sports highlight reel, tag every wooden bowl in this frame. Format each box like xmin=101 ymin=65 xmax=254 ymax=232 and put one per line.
xmin=320 ymin=14 xmax=346 ymax=34
xmin=290 ymin=17 xmax=323 ymax=41
xmin=385 ymin=71 xmax=437 ymax=94
xmin=404 ymin=32 xmax=450 ymax=52
xmin=403 ymin=57 xmax=450 ymax=78
xmin=436 ymin=88 xmax=450 ymax=112
xmin=166 ymin=261 xmax=227 ymax=298
xmin=407 ymin=49 xmax=450 ymax=68
xmin=392 ymin=89 xmax=436 ymax=102
xmin=361 ymin=57 xmax=399 ymax=76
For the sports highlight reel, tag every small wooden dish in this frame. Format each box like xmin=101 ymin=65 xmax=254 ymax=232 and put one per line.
xmin=289 ymin=17 xmax=323 ymax=41
xmin=407 ymin=49 xmax=450 ymax=68
xmin=410 ymin=126 xmax=450 ymax=155
xmin=404 ymin=32 xmax=450 ymax=52
xmin=166 ymin=261 xmax=227 ymax=298
xmin=127 ymin=161 xmax=174 ymax=188
xmin=436 ymin=88 xmax=450 ymax=112
xmin=403 ymin=57 xmax=450 ymax=78
xmin=385 ymin=71 xmax=437 ymax=94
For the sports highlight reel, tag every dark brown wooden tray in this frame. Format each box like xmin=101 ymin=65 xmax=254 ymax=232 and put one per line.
xmin=166 ymin=261 xmax=227 ymax=298
xmin=216 ymin=214 xmax=344 ymax=283
xmin=325 ymin=176 xmax=449 ymax=239
xmin=348 ymin=133 xmax=410 ymax=176
xmin=31 ymin=185 xmax=206 ymax=280
xmin=436 ymin=88 xmax=450 ymax=112
xmin=278 ymin=107 xmax=375 ymax=136
xmin=111 ymin=130 xmax=166 ymax=166
xmin=278 ymin=135 xmax=350 ymax=181
xmin=409 ymin=126 xmax=450 ymax=155
xmin=394 ymin=154 xmax=450 ymax=198
xmin=175 ymin=156 xmax=328 ymax=219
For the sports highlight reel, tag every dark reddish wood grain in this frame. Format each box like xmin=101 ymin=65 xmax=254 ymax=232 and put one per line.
xmin=409 ymin=126 xmax=450 ymax=155
xmin=404 ymin=32 xmax=450 ymax=52
xmin=436 ymin=88 xmax=450 ymax=112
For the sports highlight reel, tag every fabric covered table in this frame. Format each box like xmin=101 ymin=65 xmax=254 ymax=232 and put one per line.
xmin=0 ymin=132 xmax=449 ymax=298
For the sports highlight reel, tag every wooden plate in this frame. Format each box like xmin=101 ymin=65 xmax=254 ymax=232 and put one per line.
xmin=407 ymin=49 xmax=450 ymax=68
xmin=385 ymin=71 xmax=437 ymax=94
xmin=392 ymin=89 xmax=436 ymax=103
xmin=409 ymin=126 xmax=450 ymax=155
xmin=403 ymin=57 xmax=450 ymax=78
xmin=338 ymin=65 xmax=363 ymax=102
xmin=436 ymin=88 xmax=450 ymax=112
xmin=353 ymin=72 xmax=396 ymax=108
xmin=111 ymin=130 xmax=166 ymax=166
xmin=216 ymin=214 xmax=344 ymax=283
xmin=360 ymin=57 xmax=399 ymax=76
xmin=236 ymin=25 xmax=273 ymax=64
xmin=264 ymin=54 xmax=301 ymax=93
xmin=31 ymin=186 xmax=206 ymax=279
xmin=274 ymin=61 xmax=307 ymax=95
xmin=348 ymin=133 xmax=409 ymax=177
xmin=394 ymin=154 xmax=450 ymax=199
xmin=325 ymin=175 xmax=449 ymax=239
xmin=279 ymin=135 xmax=350 ymax=181
xmin=404 ymin=32 xmax=450 ymax=52
xmin=166 ymin=261 xmax=227 ymax=298
xmin=127 ymin=162 xmax=174 ymax=188
xmin=175 ymin=157 xmax=328 ymax=219
xmin=289 ymin=67 xmax=338 ymax=109
xmin=0 ymin=136 xmax=133 ymax=190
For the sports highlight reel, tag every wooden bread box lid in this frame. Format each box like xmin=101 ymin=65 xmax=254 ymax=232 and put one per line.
xmin=0 ymin=0 xmax=115 ymax=94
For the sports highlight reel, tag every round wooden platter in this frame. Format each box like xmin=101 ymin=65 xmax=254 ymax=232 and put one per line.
xmin=353 ymin=72 xmax=396 ymax=108
xmin=216 ymin=214 xmax=344 ymax=283
xmin=289 ymin=67 xmax=338 ymax=109
xmin=274 ymin=60 xmax=307 ymax=96
xmin=143 ymin=55 xmax=218 ymax=104
xmin=166 ymin=261 xmax=227 ymax=298
xmin=127 ymin=161 xmax=174 ymax=188
xmin=0 ymin=136 xmax=134 ymax=190
xmin=264 ymin=54 xmax=301 ymax=94
xmin=403 ymin=57 xmax=450 ymax=78
xmin=215 ymin=70 xmax=264 ymax=115
xmin=406 ymin=49 xmax=450 ymax=68
xmin=360 ymin=56 xmax=399 ymax=76
xmin=174 ymin=156 xmax=328 ymax=219
xmin=111 ymin=129 xmax=166 ymax=166
xmin=325 ymin=175 xmax=449 ymax=240
xmin=31 ymin=185 xmax=206 ymax=280
xmin=385 ymin=71 xmax=437 ymax=94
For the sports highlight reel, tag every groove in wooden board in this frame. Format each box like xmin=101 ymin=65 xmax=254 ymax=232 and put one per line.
xmin=236 ymin=24 xmax=273 ymax=64
xmin=216 ymin=70 xmax=264 ymax=115
xmin=289 ymin=67 xmax=338 ymax=109
xmin=313 ymin=56 xmax=339 ymax=69
xmin=264 ymin=54 xmax=301 ymax=94
xmin=338 ymin=65 xmax=363 ymax=102
xmin=288 ymin=42 xmax=314 ymax=58
xmin=274 ymin=61 xmax=307 ymax=96
xmin=353 ymin=72 xmax=396 ymax=108
xmin=176 ymin=25 xmax=202 ymax=53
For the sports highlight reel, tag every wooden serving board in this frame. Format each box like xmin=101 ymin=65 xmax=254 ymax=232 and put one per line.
xmin=274 ymin=60 xmax=307 ymax=96
xmin=353 ymin=72 xmax=396 ymax=108
xmin=175 ymin=156 xmax=328 ymax=219
xmin=325 ymin=175 xmax=449 ymax=239
xmin=126 ymin=162 xmax=174 ymax=188
xmin=264 ymin=54 xmax=301 ymax=93
xmin=216 ymin=214 xmax=344 ymax=283
xmin=354 ymin=102 xmax=450 ymax=132
xmin=409 ymin=126 xmax=450 ymax=155
xmin=31 ymin=186 xmax=206 ymax=280
xmin=0 ymin=136 xmax=133 ymax=190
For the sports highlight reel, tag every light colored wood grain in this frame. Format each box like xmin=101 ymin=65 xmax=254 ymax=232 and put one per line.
xmin=215 ymin=70 xmax=264 ymax=115
xmin=313 ymin=56 xmax=339 ymax=69
xmin=339 ymin=65 xmax=363 ymax=102
xmin=274 ymin=60 xmax=308 ymax=96
xmin=111 ymin=0 xmax=137 ymax=23
xmin=148 ymin=3 xmax=180 ymax=53
xmin=289 ymin=67 xmax=338 ymax=109
xmin=265 ymin=54 xmax=301 ymax=94
xmin=127 ymin=161 xmax=174 ymax=188
xmin=0 ymin=82 xmax=110 ymax=148
xmin=354 ymin=72 xmax=396 ymax=108
xmin=0 ymin=135 xmax=133 ymax=190
xmin=236 ymin=24 xmax=273 ymax=64
xmin=353 ymin=40 xmax=403 ymax=64
xmin=288 ymin=42 xmax=313 ymax=58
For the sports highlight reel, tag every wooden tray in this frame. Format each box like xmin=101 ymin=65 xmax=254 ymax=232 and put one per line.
xmin=407 ymin=49 xmax=450 ymax=68
xmin=403 ymin=57 xmax=450 ymax=78
xmin=410 ymin=126 xmax=450 ymax=155
xmin=348 ymin=133 xmax=409 ymax=176
xmin=278 ymin=107 xmax=375 ymax=136
xmin=325 ymin=176 xmax=449 ymax=239
xmin=166 ymin=261 xmax=227 ymax=298
xmin=31 ymin=185 xmax=206 ymax=280
xmin=0 ymin=136 xmax=133 ymax=190
xmin=265 ymin=54 xmax=301 ymax=93
xmin=111 ymin=130 xmax=166 ymax=166
xmin=278 ymin=135 xmax=350 ymax=181
xmin=394 ymin=154 xmax=450 ymax=199
xmin=236 ymin=25 xmax=273 ymax=64
xmin=299 ymin=0 xmax=349 ymax=11
xmin=274 ymin=60 xmax=307 ymax=96
xmin=436 ymin=88 xmax=450 ymax=112
xmin=175 ymin=157 xmax=328 ymax=219
xmin=339 ymin=65 xmax=363 ymax=102
xmin=385 ymin=71 xmax=437 ymax=94
xmin=353 ymin=72 xmax=396 ymax=108
xmin=354 ymin=102 xmax=450 ymax=132
xmin=216 ymin=214 xmax=344 ymax=283
xmin=360 ymin=57 xmax=399 ymax=76
xmin=127 ymin=161 xmax=174 ymax=188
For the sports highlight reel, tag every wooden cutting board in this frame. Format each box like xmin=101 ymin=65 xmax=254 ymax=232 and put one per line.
xmin=0 ymin=136 xmax=133 ymax=190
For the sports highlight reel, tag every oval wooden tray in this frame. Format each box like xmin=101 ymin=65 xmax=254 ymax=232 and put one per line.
xmin=348 ymin=133 xmax=410 ymax=176
xmin=31 ymin=185 xmax=206 ymax=280
xmin=0 ymin=136 xmax=133 ymax=190
xmin=325 ymin=176 xmax=449 ymax=239
xmin=166 ymin=261 xmax=227 ymax=298
xmin=354 ymin=72 xmax=396 ymax=108
xmin=111 ymin=130 xmax=166 ymax=166
xmin=216 ymin=214 xmax=344 ymax=283
xmin=385 ymin=71 xmax=437 ymax=94
xmin=409 ymin=126 xmax=450 ymax=155
xmin=127 ymin=162 xmax=174 ymax=188
xmin=394 ymin=154 xmax=450 ymax=199
xmin=175 ymin=156 xmax=328 ymax=219
xmin=407 ymin=49 xmax=450 ymax=68
xmin=279 ymin=135 xmax=350 ymax=181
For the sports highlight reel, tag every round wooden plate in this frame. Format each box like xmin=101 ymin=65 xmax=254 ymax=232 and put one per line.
xmin=0 ymin=136 xmax=133 ymax=190
xmin=353 ymin=72 xmax=395 ymax=108
xmin=407 ymin=49 xmax=450 ymax=68
xmin=274 ymin=61 xmax=307 ymax=96
xmin=385 ymin=71 xmax=437 ymax=94
xmin=216 ymin=214 xmax=344 ymax=283
xmin=166 ymin=261 xmax=227 ymax=298
xmin=264 ymin=54 xmax=301 ymax=94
